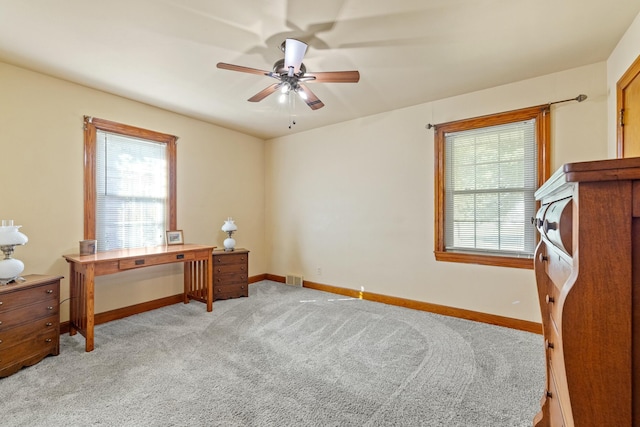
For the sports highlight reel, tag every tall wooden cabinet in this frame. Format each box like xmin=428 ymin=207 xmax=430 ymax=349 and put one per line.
xmin=533 ymin=158 xmax=640 ymax=426
xmin=0 ymin=274 xmax=62 ymax=377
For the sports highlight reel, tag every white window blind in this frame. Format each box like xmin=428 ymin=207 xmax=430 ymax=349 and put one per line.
xmin=96 ymin=130 xmax=168 ymax=251
xmin=444 ymin=119 xmax=537 ymax=258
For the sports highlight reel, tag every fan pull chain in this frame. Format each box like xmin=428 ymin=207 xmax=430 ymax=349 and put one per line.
xmin=288 ymin=91 xmax=297 ymax=129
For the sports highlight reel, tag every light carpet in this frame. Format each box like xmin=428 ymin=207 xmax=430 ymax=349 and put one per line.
xmin=0 ymin=280 xmax=544 ymax=426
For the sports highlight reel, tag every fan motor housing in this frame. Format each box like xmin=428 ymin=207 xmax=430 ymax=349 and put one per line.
xmin=272 ymin=59 xmax=306 ymax=76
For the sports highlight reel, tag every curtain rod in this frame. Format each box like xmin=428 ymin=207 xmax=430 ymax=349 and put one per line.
xmin=425 ymin=93 xmax=588 ymax=131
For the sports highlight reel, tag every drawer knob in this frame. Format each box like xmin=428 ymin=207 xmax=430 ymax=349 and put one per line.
xmin=46 ymin=289 xmax=54 ymax=294
xmin=47 ymin=306 xmax=54 ymax=310
xmin=0 ymin=301 xmax=3 ymax=305
xmin=0 ymin=339 xmax=2 ymax=344
xmin=538 ymin=253 xmax=548 ymax=262
xmin=546 ymin=391 xmax=553 ymax=398
xmin=543 ymin=219 xmax=557 ymax=233
xmin=45 ymin=338 xmax=52 ymax=343
xmin=46 ymin=322 xmax=53 ymax=327
xmin=545 ymin=295 xmax=554 ymax=304
xmin=0 ymin=320 xmax=2 ymax=325
xmin=546 ymin=340 xmax=554 ymax=349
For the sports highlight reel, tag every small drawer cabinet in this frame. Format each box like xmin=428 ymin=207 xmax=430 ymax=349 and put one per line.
xmin=0 ymin=274 xmax=62 ymax=377
xmin=212 ymin=248 xmax=249 ymax=300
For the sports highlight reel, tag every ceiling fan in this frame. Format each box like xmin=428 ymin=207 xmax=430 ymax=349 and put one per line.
xmin=217 ymin=38 xmax=360 ymax=110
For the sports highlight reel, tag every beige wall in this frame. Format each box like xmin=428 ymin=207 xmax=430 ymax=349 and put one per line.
xmin=0 ymin=61 xmax=265 ymax=321
xmin=265 ymin=62 xmax=608 ymax=324
xmin=607 ymin=11 xmax=640 ymax=156
xmin=4 ymin=9 xmax=638 ymax=327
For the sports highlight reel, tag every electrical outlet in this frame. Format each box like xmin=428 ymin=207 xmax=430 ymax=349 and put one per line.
xmin=316 ymin=267 xmax=322 ymax=276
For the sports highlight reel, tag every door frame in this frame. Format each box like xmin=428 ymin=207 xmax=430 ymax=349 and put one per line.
xmin=617 ymin=54 xmax=640 ymax=158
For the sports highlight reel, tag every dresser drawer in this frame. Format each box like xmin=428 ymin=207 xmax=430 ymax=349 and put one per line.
xmin=213 ymin=252 xmax=248 ymax=266
xmin=214 ymin=285 xmax=248 ymax=300
xmin=0 ymin=299 xmax=59 ymax=330
xmin=0 ymin=283 xmax=59 ymax=311
xmin=544 ymin=245 xmax=572 ymax=290
xmin=214 ymin=263 xmax=247 ymax=276
xmin=214 ymin=274 xmax=247 ymax=286
xmin=0 ymin=314 xmax=58 ymax=348
xmin=548 ymin=366 xmax=566 ymax=427
xmin=0 ymin=328 xmax=58 ymax=371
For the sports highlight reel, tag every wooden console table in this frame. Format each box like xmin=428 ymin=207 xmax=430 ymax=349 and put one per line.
xmin=63 ymin=244 xmax=214 ymax=352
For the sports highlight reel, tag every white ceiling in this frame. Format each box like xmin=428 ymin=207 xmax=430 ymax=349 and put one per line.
xmin=1 ymin=0 xmax=638 ymax=140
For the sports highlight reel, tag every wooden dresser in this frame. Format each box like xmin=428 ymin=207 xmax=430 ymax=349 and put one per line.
xmin=533 ymin=158 xmax=640 ymax=426
xmin=0 ymin=274 xmax=62 ymax=377
xmin=212 ymin=248 xmax=249 ymax=300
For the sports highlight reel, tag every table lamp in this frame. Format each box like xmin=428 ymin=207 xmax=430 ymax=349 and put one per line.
xmin=221 ymin=217 xmax=237 ymax=252
xmin=0 ymin=220 xmax=29 ymax=284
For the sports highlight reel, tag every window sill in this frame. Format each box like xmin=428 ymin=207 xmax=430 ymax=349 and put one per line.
xmin=434 ymin=251 xmax=533 ymax=269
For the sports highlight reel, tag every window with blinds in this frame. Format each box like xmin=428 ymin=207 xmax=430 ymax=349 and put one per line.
xmin=95 ymin=130 xmax=168 ymax=251
xmin=444 ymin=120 xmax=536 ymax=257
xmin=433 ymin=105 xmax=550 ymax=269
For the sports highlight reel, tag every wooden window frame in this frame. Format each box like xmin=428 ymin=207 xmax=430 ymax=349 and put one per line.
xmin=83 ymin=116 xmax=177 ymax=244
xmin=433 ymin=105 xmax=550 ymax=269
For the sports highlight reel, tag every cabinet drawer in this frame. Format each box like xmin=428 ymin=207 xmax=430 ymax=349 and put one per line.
xmin=543 ymin=277 xmax=562 ymax=328
xmin=213 ymin=253 xmax=248 ymax=266
xmin=119 ymin=251 xmax=195 ymax=270
xmin=545 ymin=246 xmax=572 ymax=291
xmin=214 ymin=285 xmax=248 ymax=300
xmin=214 ymin=263 xmax=247 ymax=275
xmin=548 ymin=367 xmax=566 ymax=427
xmin=214 ymin=272 xmax=247 ymax=285
xmin=0 ymin=299 xmax=58 ymax=330
xmin=0 ymin=314 xmax=58 ymax=348
xmin=0 ymin=329 xmax=58 ymax=370
xmin=0 ymin=284 xmax=59 ymax=311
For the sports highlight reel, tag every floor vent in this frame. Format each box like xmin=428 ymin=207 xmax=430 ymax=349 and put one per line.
xmin=285 ymin=274 xmax=303 ymax=287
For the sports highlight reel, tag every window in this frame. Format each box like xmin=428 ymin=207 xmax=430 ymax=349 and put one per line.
xmin=434 ymin=106 xmax=550 ymax=269
xmin=83 ymin=117 xmax=177 ymax=252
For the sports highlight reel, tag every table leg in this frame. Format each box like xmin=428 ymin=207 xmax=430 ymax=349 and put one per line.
xmin=206 ymin=258 xmax=213 ymax=312
xmin=68 ymin=263 xmax=77 ymax=337
xmin=183 ymin=262 xmax=191 ymax=305
xmin=84 ymin=263 xmax=95 ymax=352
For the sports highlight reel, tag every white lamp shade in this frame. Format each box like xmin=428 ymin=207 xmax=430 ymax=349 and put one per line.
xmin=221 ymin=218 xmax=237 ymax=232
xmin=0 ymin=225 xmax=28 ymax=246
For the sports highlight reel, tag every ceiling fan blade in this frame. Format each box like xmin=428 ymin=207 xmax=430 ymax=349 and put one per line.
xmin=217 ymin=62 xmax=271 ymax=76
xmin=284 ymin=39 xmax=307 ymax=74
xmin=306 ymin=71 xmax=360 ymax=83
xmin=298 ymin=84 xmax=324 ymax=110
xmin=248 ymin=83 xmax=282 ymax=102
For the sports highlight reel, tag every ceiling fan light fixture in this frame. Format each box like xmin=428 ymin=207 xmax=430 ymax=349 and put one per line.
xmin=297 ymin=89 xmax=308 ymax=100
